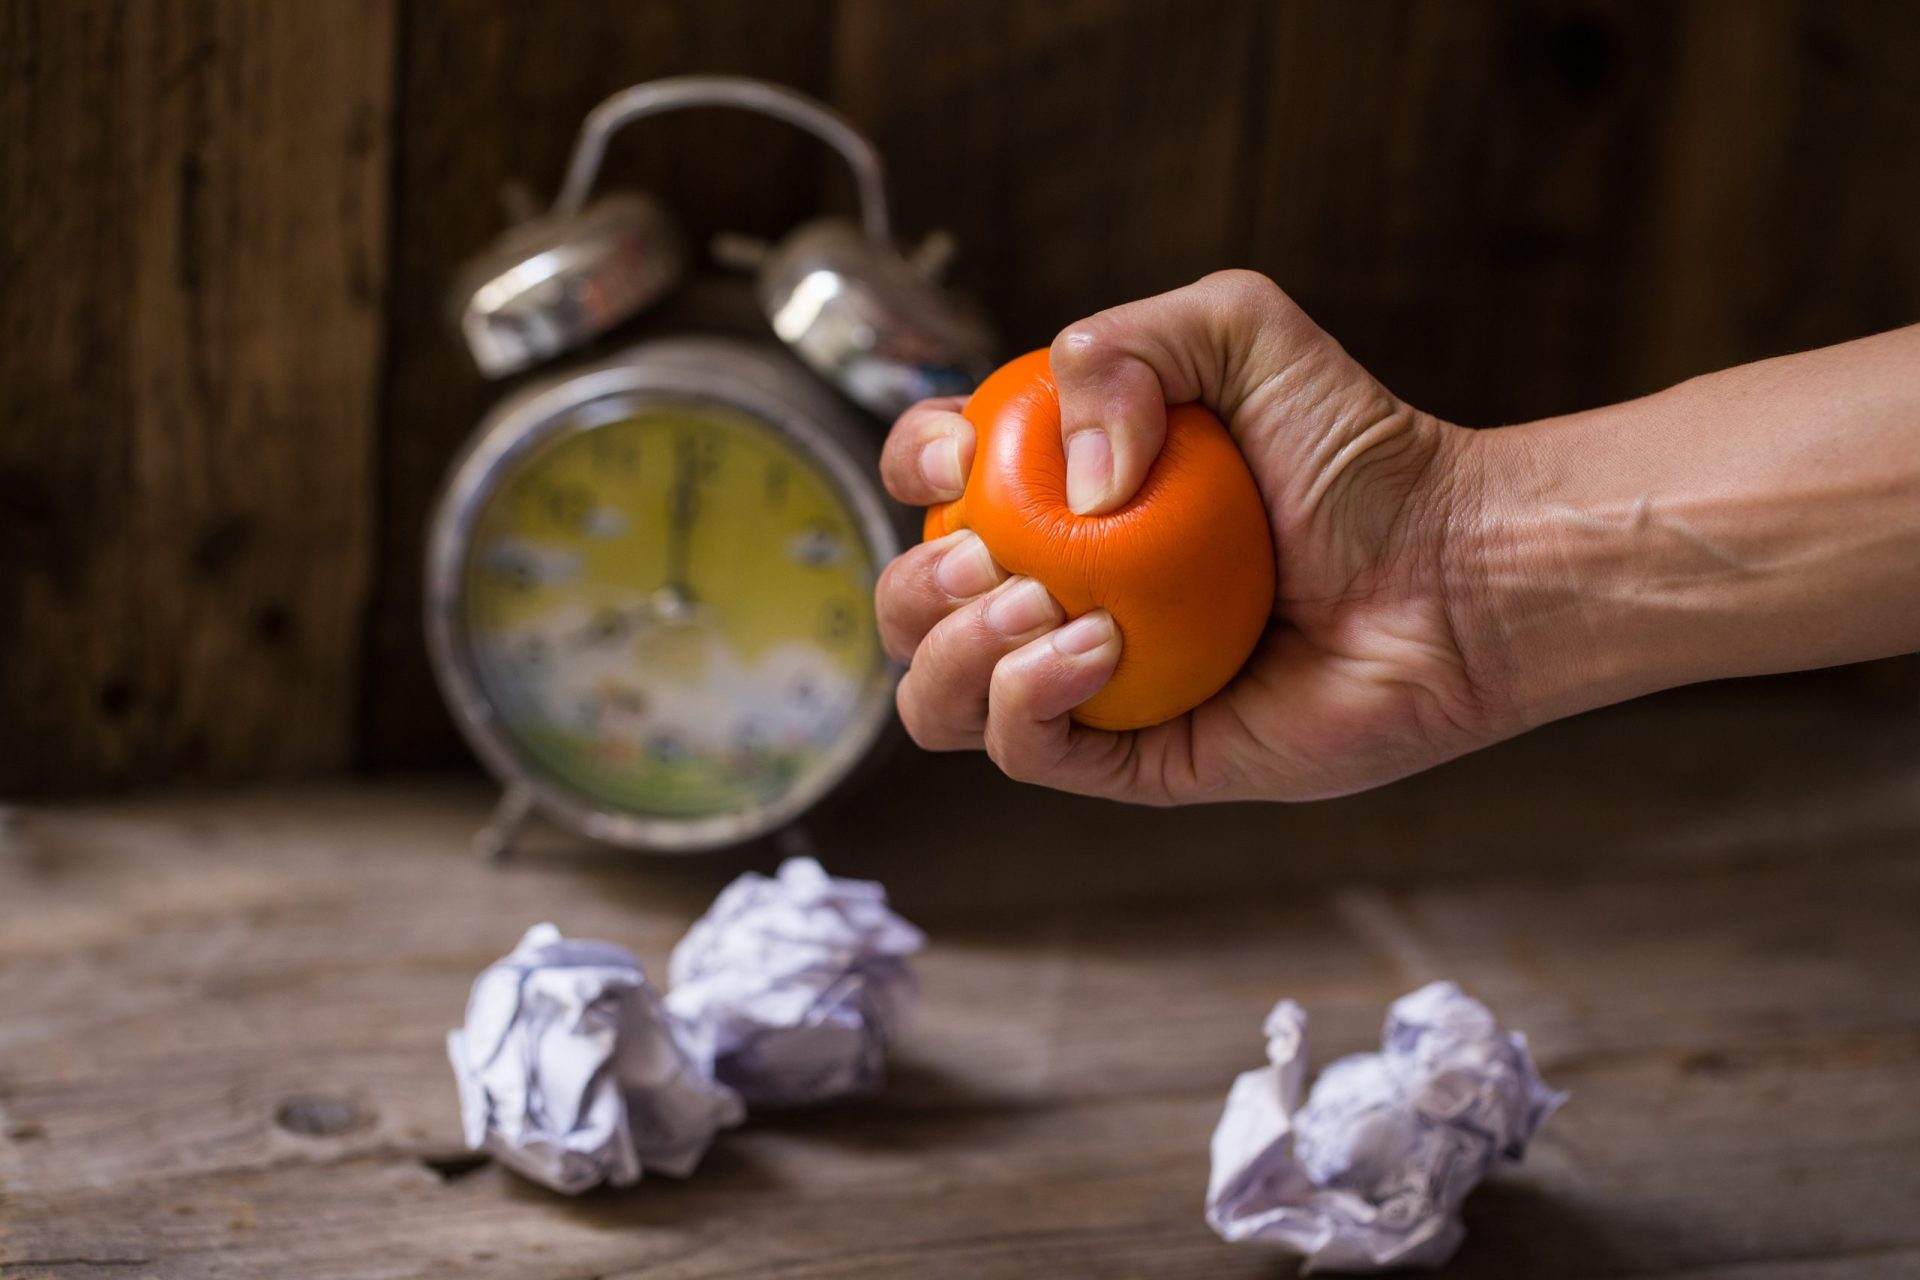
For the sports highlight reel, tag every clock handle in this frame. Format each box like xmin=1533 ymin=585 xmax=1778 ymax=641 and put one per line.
xmin=552 ymin=75 xmax=894 ymax=247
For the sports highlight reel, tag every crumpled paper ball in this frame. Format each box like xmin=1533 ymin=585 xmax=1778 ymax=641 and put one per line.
xmin=664 ymin=856 xmax=925 ymax=1109
xmin=1206 ymin=981 xmax=1567 ymax=1272
xmin=447 ymin=923 xmax=744 ymax=1193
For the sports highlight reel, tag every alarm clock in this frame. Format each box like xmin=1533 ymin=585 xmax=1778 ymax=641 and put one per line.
xmin=425 ymin=77 xmax=997 ymax=857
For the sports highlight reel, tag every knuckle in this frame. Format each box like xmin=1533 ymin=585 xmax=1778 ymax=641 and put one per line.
xmin=879 ymin=446 xmax=918 ymax=501
xmin=891 ymin=399 xmax=943 ymax=437
xmin=1204 ymin=268 xmax=1292 ymax=318
xmin=884 ymin=407 xmax=940 ymax=456
xmin=985 ymin=655 xmax=1028 ymax=711
xmin=874 ymin=554 xmax=906 ymax=606
xmin=980 ymin=721 xmax=1029 ymax=781
xmin=981 ymin=661 xmax=1022 ymax=757
xmin=872 ymin=565 xmax=913 ymax=653
xmin=877 ymin=623 xmax=915 ymax=667
xmin=908 ymin=608 xmax=989 ymax=696
xmin=908 ymin=639 xmax=957 ymax=700
xmin=1204 ymin=267 xmax=1276 ymax=299
xmin=895 ymin=686 xmax=928 ymax=747
xmin=877 ymin=542 xmax=935 ymax=604
xmin=902 ymin=402 xmax=970 ymax=443
xmin=884 ymin=408 xmax=974 ymax=501
xmin=1049 ymin=317 xmax=1118 ymax=373
xmin=883 ymin=407 xmax=922 ymax=449
xmin=952 ymin=592 xmax=1009 ymax=653
xmin=895 ymin=681 xmax=944 ymax=751
xmin=903 ymin=395 xmax=958 ymax=418
xmin=876 ymin=618 xmax=906 ymax=664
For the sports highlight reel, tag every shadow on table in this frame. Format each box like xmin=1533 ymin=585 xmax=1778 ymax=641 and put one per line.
xmin=1450 ymin=1180 xmax=1638 ymax=1278
xmin=445 ymin=687 xmax=1920 ymax=949
xmin=485 ymin=1058 xmax=1044 ymax=1232
xmin=850 ymin=691 xmax=1920 ymax=944
xmin=487 ymin=1134 xmax=793 ymax=1226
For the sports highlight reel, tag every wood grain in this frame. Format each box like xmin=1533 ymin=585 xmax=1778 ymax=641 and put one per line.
xmin=1 ymin=689 xmax=1917 ymax=1277
xmin=831 ymin=0 xmax=1264 ymax=349
xmin=1236 ymin=0 xmax=1672 ymax=424
xmin=0 ymin=0 xmax=395 ymax=794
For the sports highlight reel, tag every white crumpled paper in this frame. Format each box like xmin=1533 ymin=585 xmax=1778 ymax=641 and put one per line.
xmin=1207 ymin=981 xmax=1566 ymax=1272
xmin=447 ymin=923 xmax=744 ymax=1194
xmin=665 ymin=856 xmax=925 ymax=1109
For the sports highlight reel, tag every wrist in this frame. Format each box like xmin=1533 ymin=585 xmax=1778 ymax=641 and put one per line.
xmin=1436 ymin=327 xmax=1920 ymax=739
xmin=1377 ymin=413 xmax=1544 ymax=745
xmin=1440 ymin=419 xmax=1638 ymax=734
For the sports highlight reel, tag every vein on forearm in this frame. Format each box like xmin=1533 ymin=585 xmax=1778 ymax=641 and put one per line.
xmin=1471 ymin=324 xmax=1920 ymax=723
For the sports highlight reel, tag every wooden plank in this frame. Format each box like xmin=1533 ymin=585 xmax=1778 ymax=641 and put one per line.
xmin=1597 ymin=1256 xmax=1920 ymax=1280
xmin=830 ymin=0 xmax=1263 ymax=350
xmin=1234 ymin=0 xmax=1691 ymax=426
xmin=2 ymin=692 xmax=1917 ymax=1276
xmin=361 ymin=0 xmax=841 ymax=771
xmin=1629 ymin=0 xmax=1920 ymax=711
xmin=0 ymin=0 xmax=395 ymax=794
xmin=1632 ymin=0 xmax=1920 ymax=389
xmin=1234 ymin=0 xmax=1920 ymax=421
xmin=1232 ymin=0 xmax=1920 ymax=707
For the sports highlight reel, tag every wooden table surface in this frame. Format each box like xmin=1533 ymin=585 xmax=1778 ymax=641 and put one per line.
xmin=2 ymin=687 xmax=1918 ymax=1279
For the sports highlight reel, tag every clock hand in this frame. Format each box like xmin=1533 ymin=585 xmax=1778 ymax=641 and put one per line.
xmin=665 ymin=433 xmax=700 ymax=605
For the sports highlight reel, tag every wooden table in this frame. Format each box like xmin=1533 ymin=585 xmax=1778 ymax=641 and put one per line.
xmin=3 ymin=687 xmax=1918 ymax=1278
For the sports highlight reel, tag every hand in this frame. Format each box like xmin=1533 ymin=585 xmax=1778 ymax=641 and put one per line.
xmin=874 ymin=270 xmax=1502 ymax=803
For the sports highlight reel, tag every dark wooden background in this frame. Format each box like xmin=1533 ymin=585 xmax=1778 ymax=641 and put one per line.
xmin=4 ymin=0 xmax=1917 ymax=795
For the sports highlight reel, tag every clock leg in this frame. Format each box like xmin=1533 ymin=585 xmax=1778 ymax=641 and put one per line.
xmin=774 ymin=821 xmax=818 ymax=864
xmin=473 ymin=785 xmax=535 ymax=863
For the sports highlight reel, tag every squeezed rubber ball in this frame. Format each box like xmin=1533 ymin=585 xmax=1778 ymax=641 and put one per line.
xmin=924 ymin=349 xmax=1276 ymax=731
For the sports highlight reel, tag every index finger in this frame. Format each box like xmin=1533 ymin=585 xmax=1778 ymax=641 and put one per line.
xmin=880 ymin=396 xmax=975 ymax=508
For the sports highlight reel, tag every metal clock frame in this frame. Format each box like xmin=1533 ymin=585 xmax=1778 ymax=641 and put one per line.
xmin=425 ymin=335 xmax=907 ymax=856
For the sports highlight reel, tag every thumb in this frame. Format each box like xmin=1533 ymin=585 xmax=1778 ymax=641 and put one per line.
xmin=1050 ymin=322 xmax=1169 ymax=516
xmin=1050 ymin=270 xmax=1297 ymax=515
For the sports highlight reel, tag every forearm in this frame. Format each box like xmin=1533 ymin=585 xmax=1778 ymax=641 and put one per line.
xmin=1455 ymin=326 xmax=1920 ymax=729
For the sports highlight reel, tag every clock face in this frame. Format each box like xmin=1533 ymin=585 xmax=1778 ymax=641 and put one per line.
xmin=458 ymin=399 xmax=889 ymax=824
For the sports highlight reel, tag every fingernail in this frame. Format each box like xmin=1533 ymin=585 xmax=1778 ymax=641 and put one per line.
xmin=919 ymin=434 xmax=966 ymax=498
xmin=985 ymin=578 xmax=1061 ymax=636
xmin=1065 ymin=430 xmax=1113 ymax=514
xmin=1052 ymin=610 xmax=1118 ymax=657
xmin=935 ymin=532 xmax=1003 ymax=598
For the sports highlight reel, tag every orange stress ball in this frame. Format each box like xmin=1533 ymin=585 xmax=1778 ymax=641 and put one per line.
xmin=924 ymin=349 xmax=1276 ymax=731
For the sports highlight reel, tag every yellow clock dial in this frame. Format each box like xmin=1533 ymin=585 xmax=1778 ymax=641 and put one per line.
xmin=462 ymin=400 xmax=885 ymax=819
